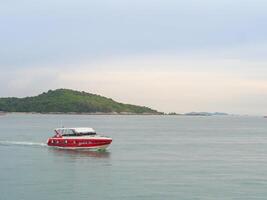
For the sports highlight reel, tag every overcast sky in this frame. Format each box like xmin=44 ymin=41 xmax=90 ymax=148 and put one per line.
xmin=1 ymin=0 xmax=267 ymax=115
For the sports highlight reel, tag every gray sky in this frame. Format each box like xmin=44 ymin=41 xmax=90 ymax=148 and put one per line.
xmin=1 ymin=0 xmax=267 ymax=115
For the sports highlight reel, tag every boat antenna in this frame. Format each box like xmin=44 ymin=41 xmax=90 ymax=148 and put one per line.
xmin=60 ymin=120 xmax=64 ymax=128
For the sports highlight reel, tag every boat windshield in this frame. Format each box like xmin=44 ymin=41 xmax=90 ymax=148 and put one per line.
xmin=55 ymin=128 xmax=96 ymax=137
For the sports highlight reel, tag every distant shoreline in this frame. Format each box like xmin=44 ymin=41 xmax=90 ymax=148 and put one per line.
xmin=0 ymin=111 xmax=256 ymax=117
xmin=1 ymin=111 xmax=164 ymax=116
xmin=0 ymin=89 xmax=162 ymax=115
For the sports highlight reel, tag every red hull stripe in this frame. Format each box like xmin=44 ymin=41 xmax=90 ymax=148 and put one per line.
xmin=47 ymin=138 xmax=112 ymax=148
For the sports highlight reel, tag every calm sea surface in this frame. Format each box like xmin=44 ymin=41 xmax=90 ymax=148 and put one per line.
xmin=1 ymin=114 xmax=267 ymax=200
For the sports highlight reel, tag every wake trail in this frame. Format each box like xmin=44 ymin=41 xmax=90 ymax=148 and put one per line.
xmin=0 ymin=140 xmax=47 ymax=147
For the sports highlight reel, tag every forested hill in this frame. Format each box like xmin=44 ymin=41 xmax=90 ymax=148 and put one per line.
xmin=0 ymin=89 xmax=161 ymax=114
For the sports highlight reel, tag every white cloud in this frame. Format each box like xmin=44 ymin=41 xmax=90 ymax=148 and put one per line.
xmin=58 ymin=63 xmax=267 ymax=115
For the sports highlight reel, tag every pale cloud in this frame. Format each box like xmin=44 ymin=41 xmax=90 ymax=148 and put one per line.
xmin=1 ymin=0 xmax=267 ymax=68
xmin=54 ymin=57 xmax=267 ymax=115
xmin=0 ymin=68 xmax=60 ymax=97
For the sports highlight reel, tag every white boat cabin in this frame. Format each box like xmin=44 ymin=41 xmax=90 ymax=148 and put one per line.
xmin=55 ymin=127 xmax=96 ymax=136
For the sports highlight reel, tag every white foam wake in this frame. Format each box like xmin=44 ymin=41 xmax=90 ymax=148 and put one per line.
xmin=0 ymin=140 xmax=46 ymax=147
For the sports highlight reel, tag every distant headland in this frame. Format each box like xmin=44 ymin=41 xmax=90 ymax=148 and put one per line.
xmin=167 ymin=112 xmax=229 ymax=116
xmin=184 ymin=112 xmax=228 ymax=116
xmin=0 ymin=89 xmax=234 ymax=116
xmin=0 ymin=89 xmax=162 ymax=115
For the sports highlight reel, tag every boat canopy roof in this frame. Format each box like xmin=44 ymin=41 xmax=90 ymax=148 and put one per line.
xmin=55 ymin=127 xmax=96 ymax=133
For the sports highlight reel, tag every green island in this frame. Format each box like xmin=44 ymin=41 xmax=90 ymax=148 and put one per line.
xmin=0 ymin=89 xmax=162 ymax=115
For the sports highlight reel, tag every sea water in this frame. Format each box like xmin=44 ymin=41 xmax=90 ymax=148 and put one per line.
xmin=0 ymin=114 xmax=267 ymax=200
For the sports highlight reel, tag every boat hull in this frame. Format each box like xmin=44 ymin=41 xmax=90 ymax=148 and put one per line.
xmin=47 ymin=137 xmax=112 ymax=150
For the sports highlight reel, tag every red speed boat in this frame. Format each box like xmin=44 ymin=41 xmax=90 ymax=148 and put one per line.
xmin=47 ymin=127 xmax=112 ymax=150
